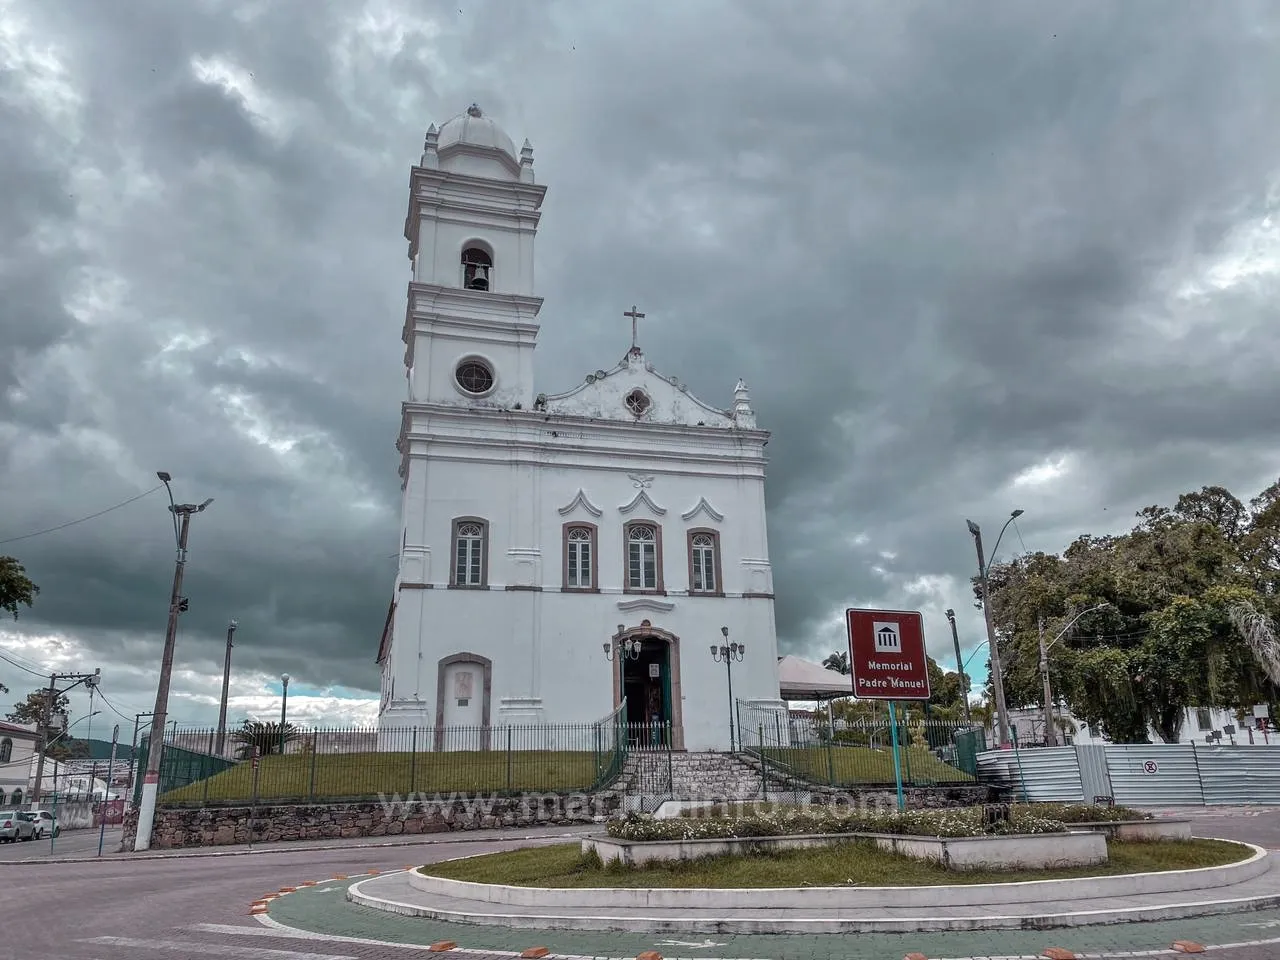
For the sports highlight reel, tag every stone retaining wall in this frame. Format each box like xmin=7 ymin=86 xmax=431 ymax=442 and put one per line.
xmin=121 ymin=792 xmax=624 ymax=850
xmin=120 ymin=783 xmax=995 ymax=850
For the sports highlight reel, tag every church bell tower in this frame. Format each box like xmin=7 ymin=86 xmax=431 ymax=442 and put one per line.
xmin=402 ymin=104 xmax=546 ymax=410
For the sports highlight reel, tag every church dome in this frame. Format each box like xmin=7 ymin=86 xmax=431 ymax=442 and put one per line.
xmin=437 ymin=104 xmax=517 ymax=162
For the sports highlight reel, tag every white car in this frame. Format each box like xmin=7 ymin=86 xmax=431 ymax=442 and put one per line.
xmin=26 ymin=810 xmax=59 ymax=839
xmin=0 ymin=811 xmax=35 ymax=842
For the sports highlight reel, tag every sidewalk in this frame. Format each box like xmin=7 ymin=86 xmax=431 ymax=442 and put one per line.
xmin=0 ymin=823 xmax=591 ymax=865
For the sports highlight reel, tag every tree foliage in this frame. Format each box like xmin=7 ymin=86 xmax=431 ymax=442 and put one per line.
xmin=229 ymin=719 xmax=301 ymax=758
xmin=979 ymin=480 xmax=1280 ymax=743
xmin=0 ymin=555 xmax=38 ymax=619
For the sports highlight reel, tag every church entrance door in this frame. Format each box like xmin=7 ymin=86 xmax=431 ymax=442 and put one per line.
xmin=622 ymin=637 xmax=672 ymax=749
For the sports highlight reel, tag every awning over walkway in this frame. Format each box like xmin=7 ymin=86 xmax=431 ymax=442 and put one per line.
xmin=777 ymin=654 xmax=853 ymax=701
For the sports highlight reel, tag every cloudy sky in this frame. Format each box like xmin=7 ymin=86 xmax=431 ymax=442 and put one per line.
xmin=2 ymin=0 xmax=1278 ymax=733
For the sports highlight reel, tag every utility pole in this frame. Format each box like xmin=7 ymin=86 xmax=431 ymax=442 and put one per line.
xmin=966 ymin=510 xmax=1022 ymax=748
xmin=215 ymin=620 xmax=238 ymax=756
xmin=135 ymin=472 xmax=212 ymax=852
xmin=1039 ymin=616 xmax=1057 ymax=746
xmin=31 ymin=669 xmax=100 ymax=804
xmin=945 ymin=608 xmax=972 ymax=726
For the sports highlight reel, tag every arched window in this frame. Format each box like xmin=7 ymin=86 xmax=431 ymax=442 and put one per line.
xmin=564 ymin=524 xmax=597 ymax=590
xmin=462 ymin=246 xmax=492 ymax=291
xmin=0 ymin=789 xmax=6 ymax=805
xmin=10 ymin=789 xmax=22 ymax=806
xmin=625 ymin=522 xmax=662 ymax=592
xmin=688 ymin=530 xmax=722 ymax=595
xmin=451 ymin=518 xmax=489 ymax=587
xmin=0 ymin=737 xmax=10 ymax=764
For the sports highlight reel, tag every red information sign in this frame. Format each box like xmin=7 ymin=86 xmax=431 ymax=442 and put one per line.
xmin=845 ymin=608 xmax=932 ymax=701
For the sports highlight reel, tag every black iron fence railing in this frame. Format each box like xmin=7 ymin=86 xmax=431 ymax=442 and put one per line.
xmin=146 ymin=702 xmax=631 ymax=807
xmin=737 ymin=701 xmax=980 ymax=789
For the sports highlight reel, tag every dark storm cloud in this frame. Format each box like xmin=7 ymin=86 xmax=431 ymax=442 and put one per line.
xmin=1 ymin=0 xmax=1278 ymax=719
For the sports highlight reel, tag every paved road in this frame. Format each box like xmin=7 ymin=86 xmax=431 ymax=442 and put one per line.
xmin=0 ymin=826 xmax=125 ymax=861
xmin=2 ymin=810 xmax=1279 ymax=959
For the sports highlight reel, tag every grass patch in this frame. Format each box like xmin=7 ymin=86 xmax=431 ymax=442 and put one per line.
xmin=422 ymin=838 xmax=1248 ymax=889
xmin=160 ymin=749 xmax=616 ymax=804
xmin=766 ymin=745 xmax=974 ymax=785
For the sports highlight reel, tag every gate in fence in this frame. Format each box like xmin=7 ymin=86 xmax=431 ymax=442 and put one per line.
xmin=976 ymin=741 xmax=1280 ymax=805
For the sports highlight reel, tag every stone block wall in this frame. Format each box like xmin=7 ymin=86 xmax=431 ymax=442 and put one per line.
xmin=121 ymin=791 xmax=624 ymax=850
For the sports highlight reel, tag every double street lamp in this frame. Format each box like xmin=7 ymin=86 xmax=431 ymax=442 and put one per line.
xmin=711 ymin=627 xmax=744 ymax=752
xmin=965 ymin=509 xmax=1022 ymax=748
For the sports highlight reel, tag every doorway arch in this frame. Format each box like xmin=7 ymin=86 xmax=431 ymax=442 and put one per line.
xmin=612 ymin=621 xmax=685 ymax=750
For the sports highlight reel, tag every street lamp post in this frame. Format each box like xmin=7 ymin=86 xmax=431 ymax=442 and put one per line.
xmin=965 ymin=509 xmax=1023 ymax=748
xmin=279 ymin=673 xmax=290 ymax=754
xmin=944 ymin=608 xmax=972 ymax=726
xmin=711 ymin=627 xmax=744 ymax=752
xmin=1039 ymin=603 xmax=1111 ymax=746
xmin=215 ymin=620 xmax=237 ymax=756
xmin=135 ymin=471 xmax=213 ymax=852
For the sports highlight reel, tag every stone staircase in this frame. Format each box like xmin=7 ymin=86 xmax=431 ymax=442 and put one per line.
xmin=613 ymin=750 xmax=808 ymax=812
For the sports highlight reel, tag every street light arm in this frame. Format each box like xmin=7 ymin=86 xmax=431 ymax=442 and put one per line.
xmin=1045 ymin=602 xmax=1112 ymax=653
xmin=989 ymin=513 xmax=1020 ymax=569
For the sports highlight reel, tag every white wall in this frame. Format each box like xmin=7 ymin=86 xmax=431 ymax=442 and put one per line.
xmin=382 ymin=424 xmax=781 ymax=751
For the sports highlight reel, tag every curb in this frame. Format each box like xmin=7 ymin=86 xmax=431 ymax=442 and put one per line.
xmin=0 ymin=830 xmax=586 ymax=866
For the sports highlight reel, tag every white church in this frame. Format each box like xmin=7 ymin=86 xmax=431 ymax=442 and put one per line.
xmin=375 ymin=106 xmax=787 ymax=752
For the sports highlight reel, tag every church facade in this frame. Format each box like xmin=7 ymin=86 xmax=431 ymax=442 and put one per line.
xmin=375 ymin=106 xmax=785 ymax=752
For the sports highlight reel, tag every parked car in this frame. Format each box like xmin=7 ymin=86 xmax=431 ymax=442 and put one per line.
xmin=0 ymin=811 xmax=35 ymax=842
xmin=26 ymin=809 xmax=58 ymax=838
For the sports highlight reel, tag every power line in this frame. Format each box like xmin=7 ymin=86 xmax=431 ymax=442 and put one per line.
xmin=0 ymin=484 xmax=164 ymax=546
xmin=0 ymin=649 xmax=48 ymax=680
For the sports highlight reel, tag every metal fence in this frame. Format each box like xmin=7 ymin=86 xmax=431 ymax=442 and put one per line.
xmin=737 ymin=701 xmax=978 ymax=788
xmin=132 ymin=737 xmax=237 ymax=807
xmin=152 ymin=703 xmax=630 ymax=808
xmin=977 ymin=741 xmax=1280 ymax=806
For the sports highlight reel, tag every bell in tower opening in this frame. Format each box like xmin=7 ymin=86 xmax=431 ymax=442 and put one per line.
xmin=462 ymin=246 xmax=492 ymax=291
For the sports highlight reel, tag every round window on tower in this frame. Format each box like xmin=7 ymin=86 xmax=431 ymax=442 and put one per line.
xmin=455 ymin=358 xmax=496 ymax=396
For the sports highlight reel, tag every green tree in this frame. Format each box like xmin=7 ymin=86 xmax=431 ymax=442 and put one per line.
xmin=8 ymin=688 xmax=70 ymax=730
xmin=821 ymin=651 xmax=849 ymax=674
xmin=979 ymin=481 xmax=1280 ymax=743
xmin=230 ymin=719 xmax=301 ymax=758
xmin=0 ymin=555 xmax=38 ymax=619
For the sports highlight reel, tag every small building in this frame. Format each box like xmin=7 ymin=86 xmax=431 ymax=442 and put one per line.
xmin=0 ymin=721 xmax=38 ymax=807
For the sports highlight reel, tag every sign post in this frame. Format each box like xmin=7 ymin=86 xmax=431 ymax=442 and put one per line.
xmin=846 ymin=608 xmax=933 ymax=812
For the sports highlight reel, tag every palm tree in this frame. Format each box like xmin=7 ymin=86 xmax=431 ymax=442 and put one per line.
xmin=822 ymin=651 xmax=850 ymax=675
xmin=230 ymin=719 xmax=300 ymax=758
xmin=1230 ymin=600 xmax=1280 ymax=687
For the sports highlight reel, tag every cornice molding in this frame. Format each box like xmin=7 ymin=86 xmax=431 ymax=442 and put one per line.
xmin=681 ymin=497 xmax=725 ymax=523
xmin=557 ymin=489 xmax=604 ymax=518
xmin=619 ymin=489 xmax=667 ymax=517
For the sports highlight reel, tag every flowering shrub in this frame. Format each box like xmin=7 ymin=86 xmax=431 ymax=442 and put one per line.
xmin=606 ymin=804 xmax=1069 ymax=842
xmin=1017 ymin=802 xmax=1150 ymax=823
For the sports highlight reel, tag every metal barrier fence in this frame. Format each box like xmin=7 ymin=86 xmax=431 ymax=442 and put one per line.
xmin=977 ymin=741 xmax=1280 ymax=806
xmin=737 ymin=701 xmax=978 ymax=788
xmin=151 ymin=703 xmax=630 ymax=807
xmin=132 ymin=737 xmax=237 ymax=807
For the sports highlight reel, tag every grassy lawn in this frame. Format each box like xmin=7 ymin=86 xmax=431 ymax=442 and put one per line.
xmin=421 ymin=838 xmax=1247 ymax=889
xmin=767 ymin=745 xmax=974 ymax=785
xmin=160 ymin=749 xmax=615 ymax=804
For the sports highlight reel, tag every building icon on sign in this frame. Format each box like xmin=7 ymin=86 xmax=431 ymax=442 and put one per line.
xmin=874 ymin=622 xmax=902 ymax=654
